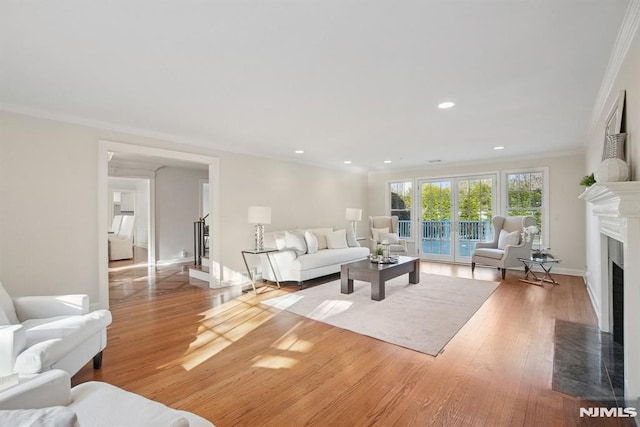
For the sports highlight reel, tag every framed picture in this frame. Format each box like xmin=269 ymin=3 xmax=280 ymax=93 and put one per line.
xmin=602 ymin=90 xmax=626 ymax=160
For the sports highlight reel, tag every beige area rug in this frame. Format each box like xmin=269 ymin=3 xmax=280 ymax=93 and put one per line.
xmin=262 ymin=273 xmax=499 ymax=356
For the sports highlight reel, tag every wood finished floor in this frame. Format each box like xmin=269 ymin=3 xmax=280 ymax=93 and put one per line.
xmin=73 ymin=262 xmax=633 ymax=426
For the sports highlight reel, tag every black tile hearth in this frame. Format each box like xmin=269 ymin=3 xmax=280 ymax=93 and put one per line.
xmin=552 ymin=320 xmax=624 ymax=407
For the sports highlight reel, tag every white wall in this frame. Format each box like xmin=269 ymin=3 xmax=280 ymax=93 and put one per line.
xmin=135 ymin=180 xmax=149 ymax=248
xmin=217 ymin=152 xmax=368 ymax=284
xmin=155 ymin=166 xmax=207 ymax=261
xmin=584 ymin=24 xmax=640 ymax=321
xmin=0 ymin=113 xmax=99 ymax=298
xmin=368 ymin=153 xmax=586 ymax=274
xmin=0 ymin=111 xmax=368 ymax=303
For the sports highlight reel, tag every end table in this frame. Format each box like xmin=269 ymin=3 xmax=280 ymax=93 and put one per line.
xmin=241 ymin=248 xmax=281 ymax=294
xmin=518 ymin=257 xmax=562 ymax=286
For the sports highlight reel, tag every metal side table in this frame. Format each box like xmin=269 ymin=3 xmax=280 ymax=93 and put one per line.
xmin=241 ymin=248 xmax=281 ymax=294
xmin=518 ymin=257 xmax=562 ymax=286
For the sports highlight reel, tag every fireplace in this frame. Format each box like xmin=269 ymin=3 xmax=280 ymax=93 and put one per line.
xmin=580 ymin=182 xmax=640 ymax=406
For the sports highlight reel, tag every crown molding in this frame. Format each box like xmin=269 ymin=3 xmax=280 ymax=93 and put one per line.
xmin=588 ymin=0 xmax=640 ymax=134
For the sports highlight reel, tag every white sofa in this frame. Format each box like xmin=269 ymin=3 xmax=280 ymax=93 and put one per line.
xmin=0 ymin=369 xmax=214 ymax=426
xmin=260 ymin=228 xmax=370 ymax=286
xmin=109 ymin=215 xmax=135 ymax=261
xmin=0 ymin=282 xmax=112 ymax=377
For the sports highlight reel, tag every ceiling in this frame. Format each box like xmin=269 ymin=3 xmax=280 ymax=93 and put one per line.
xmin=0 ymin=1 xmax=630 ymax=172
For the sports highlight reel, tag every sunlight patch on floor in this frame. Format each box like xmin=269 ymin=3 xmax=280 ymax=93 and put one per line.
xmin=270 ymin=324 xmax=313 ymax=353
xmin=307 ymin=299 xmax=353 ymax=320
xmin=251 ymin=355 xmax=299 ymax=370
xmin=176 ymin=303 xmax=278 ymax=371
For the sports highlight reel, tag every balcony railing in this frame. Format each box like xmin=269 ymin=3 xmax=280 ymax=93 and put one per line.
xmin=398 ymin=220 xmax=492 ymax=256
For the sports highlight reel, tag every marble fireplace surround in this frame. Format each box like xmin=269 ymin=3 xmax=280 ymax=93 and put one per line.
xmin=580 ymin=182 xmax=640 ymax=404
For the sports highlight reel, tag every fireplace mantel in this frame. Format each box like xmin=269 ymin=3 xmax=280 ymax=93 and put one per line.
xmin=579 ymin=182 xmax=640 ymax=217
xmin=580 ymin=180 xmax=640 ymax=404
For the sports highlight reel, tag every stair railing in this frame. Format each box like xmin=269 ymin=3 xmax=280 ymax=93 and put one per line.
xmin=193 ymin=213 xmax=209 ymax=266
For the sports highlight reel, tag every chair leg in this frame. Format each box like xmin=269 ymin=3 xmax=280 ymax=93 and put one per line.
xmin=501 ymin=268 xmax=506 ymax=280
xmin=93 ymin=351 xmax=103 ymax=369
xmin=471 ymin=262 xmax=475 ymax=272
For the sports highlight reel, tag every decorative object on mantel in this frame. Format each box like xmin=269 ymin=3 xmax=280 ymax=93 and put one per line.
xmin=595 ymin=88 xmax=629 ymax=183
xmin=248 ymin=206 xmax=271 ymax=251
xmin=595 ymin=133 xmax=629 ymax=183
xmin=580 ymin=173 xmax=596 ymax=187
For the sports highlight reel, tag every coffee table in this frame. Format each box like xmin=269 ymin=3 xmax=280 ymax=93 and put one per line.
xmin=340 ymin=256 xmax=420 ymax=301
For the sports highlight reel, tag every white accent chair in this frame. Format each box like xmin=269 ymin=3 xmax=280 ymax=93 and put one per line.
xmin=368 ymin=216 xmax=408 ymax=256
xmin=471 ymin=216 xmax=536 ymax=280
xmin=0 ymin=282 xmax=112 ymax=377
xmin=109 ymin=215 xmax=123 ymax=235
xmin=0 ymin=369 xmax=214 ymax=426
xmin=109 ymin=215 xmax=135 ymax=261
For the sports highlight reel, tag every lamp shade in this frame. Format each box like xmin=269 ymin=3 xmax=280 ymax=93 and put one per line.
xmin=345 ymin=208 xmax=362 ymax=221
xmin=248 ymin=206 xmax=271 ymax=224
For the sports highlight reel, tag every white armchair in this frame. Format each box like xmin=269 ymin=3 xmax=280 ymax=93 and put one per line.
xmin=368 ymin=216 xmax=408 ymax=256
xmin=109 ymin=215 xmax=135 ymax=261
xmin=471 ymin=216 xmax=536 ymax=280
xmin=0 ymin=282 xmax=112 ymax=377
xmin=0 ymin=369 xmax=214 ymax=426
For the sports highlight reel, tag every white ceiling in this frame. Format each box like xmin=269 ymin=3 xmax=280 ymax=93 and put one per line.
xmin=0 ymin=1 xmax=630 ymax=172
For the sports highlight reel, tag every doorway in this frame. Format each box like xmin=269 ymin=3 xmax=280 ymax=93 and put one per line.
xmin=97 ymin=140 xmax=220 ymax=309
xmin=418 ymin=174 xmax=496 ymax=263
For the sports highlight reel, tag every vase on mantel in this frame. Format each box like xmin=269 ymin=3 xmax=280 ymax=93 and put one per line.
xmin=595 ymin=133 xmax=629 ymax=183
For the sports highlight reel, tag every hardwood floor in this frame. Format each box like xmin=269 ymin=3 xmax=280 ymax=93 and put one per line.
xmin=73 ymin=262 xmax=633 ymax=426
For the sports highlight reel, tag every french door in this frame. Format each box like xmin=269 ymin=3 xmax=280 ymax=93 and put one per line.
xmin=418 ymin=175 xmax=496 ymax=263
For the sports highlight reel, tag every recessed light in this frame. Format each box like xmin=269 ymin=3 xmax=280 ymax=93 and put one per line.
xmin=295 ymin=150 xmax=304 ymax=154
xmin=438 ymin=101 xmax=455 ymax=109
xmin=428 ymin=159 xmax=443 ymax=163
xmin=493 ymin=146 xmax=505 ymax=150
xmin=344 ymin=160 xmax=352 ymax=164
xmin=383 ymin=160 xmax=392 ymax=164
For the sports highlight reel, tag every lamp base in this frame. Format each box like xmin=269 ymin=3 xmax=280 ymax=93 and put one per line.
xmin=254 ymin=224 xmax=265 ymax=251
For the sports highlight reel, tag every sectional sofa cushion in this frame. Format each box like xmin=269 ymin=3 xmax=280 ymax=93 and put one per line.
xmin=304 ymin=231 xmax=319 ymax=254
xmin=285 ymin=231 xmax=307 ymax=256
xmin=0 ymin=282 xmax=19 ymax=325
xmin=326 ymin=229 xmax=348 ymax=249
xmin=309 ymin=228 xmax=332 ymax=250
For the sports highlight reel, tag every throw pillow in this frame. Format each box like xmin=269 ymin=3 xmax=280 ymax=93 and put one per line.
xmin=0 ymin=407 xmax=78 ymax=427
xmin=497 ymin=230 xmax=520 ymax=250
xmin=346 ymin=227 xmax=360 ymax=247
xmin=0 ymin=281 xmax=18 ymax=325
xmin=304 ymin=231 xmax=319 ymax=254
xmin=378 ymin=231 xmax=400 ymax=244
xmin=285 ymin=231 xmax=307 ymax=256
xmin=311 ymin=229 xmax=332 ymax=250
xmin=326 ymin=229 xmax=348 ymax=249
xmin=371 ymin=227 xmax=389 ymax=243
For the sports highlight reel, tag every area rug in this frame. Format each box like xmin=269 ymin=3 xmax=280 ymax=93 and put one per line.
xmin=261 ymin=273 xmax=499 ymax=356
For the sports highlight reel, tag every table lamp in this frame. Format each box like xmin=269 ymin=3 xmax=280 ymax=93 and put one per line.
xmin=345 ymin=208 xmax=362 ymax=237
xmin=248 ymin=206 xmax=271 ymax=251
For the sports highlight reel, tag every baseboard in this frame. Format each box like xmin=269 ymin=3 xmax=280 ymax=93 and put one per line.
xmin=156 ymin=256 xmax=193 ymax=266
xmin=584 ymin=273 xmax=601 ymax=327
xmin=135 ymin=243 xmax=148 ymax=249
xmin=552 ymin=267 xmax=585 ymax=277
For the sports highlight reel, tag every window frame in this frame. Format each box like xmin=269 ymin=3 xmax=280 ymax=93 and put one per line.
xmin=386 ymin=179 xmax=415 ymax=242
xmin=500 ymin=167 xmax=549 ymax=249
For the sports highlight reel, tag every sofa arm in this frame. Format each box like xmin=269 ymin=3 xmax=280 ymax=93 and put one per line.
xmin=503 ymin=243 xmax=532 ymax=266
xmin=0 ymin=325 xmax=26 ymax=377
xmin=14 ymin=294 xmax=89 ymax=321
xmin=0 ymin=369 xmax=71 ymax=410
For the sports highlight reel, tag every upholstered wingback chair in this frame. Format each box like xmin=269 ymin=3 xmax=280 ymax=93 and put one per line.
xmin=368 ymin=216 xmax=408 ymax=256
xmin=471 ymin=216 xmax=536 ymax=279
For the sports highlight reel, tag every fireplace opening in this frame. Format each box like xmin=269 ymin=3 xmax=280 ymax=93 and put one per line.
xmin=612 ymin=262 xmax=624 ymax=345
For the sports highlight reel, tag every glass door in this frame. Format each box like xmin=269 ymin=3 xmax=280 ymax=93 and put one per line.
xmin=419 ymin=175 xmax=495 ymax=263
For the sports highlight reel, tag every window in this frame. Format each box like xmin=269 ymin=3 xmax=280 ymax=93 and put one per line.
xmin=389 ymin=181 xmax=412 ymax=239
xmin=504 ymin=170 xmax=547 ymax=246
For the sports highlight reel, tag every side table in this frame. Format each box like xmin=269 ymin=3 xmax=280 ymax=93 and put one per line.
xmin=518 ymin=257 xmax=562 ymax=286
xmin=241 ymin=248 xmax=281 ymax=294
